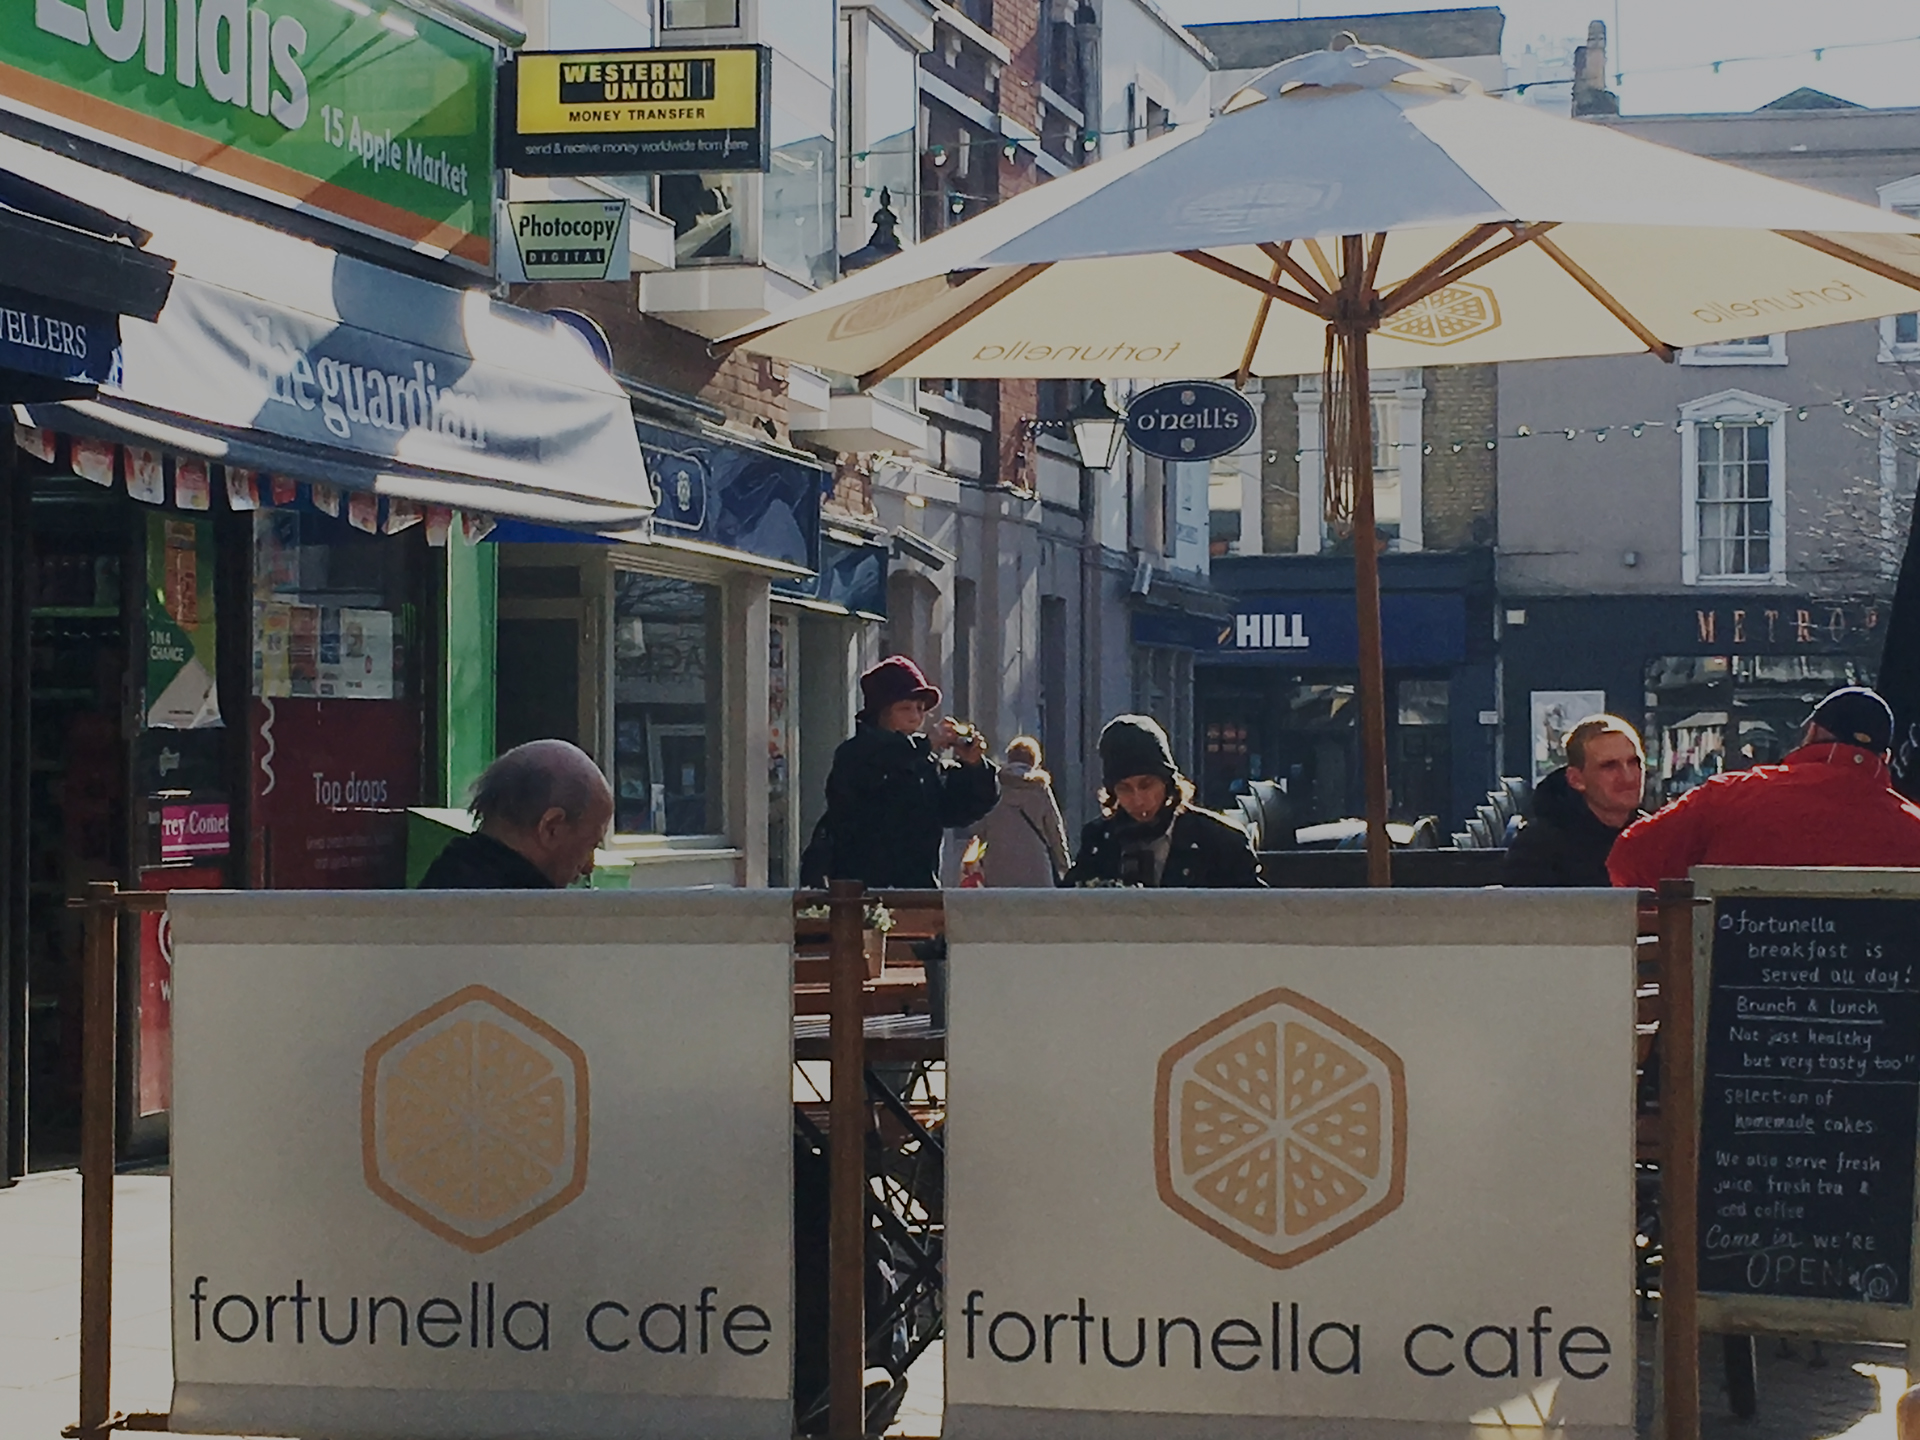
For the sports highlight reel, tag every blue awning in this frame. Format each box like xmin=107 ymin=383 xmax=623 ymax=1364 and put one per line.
xmin=2 ymin=135 xmax=650 ymax=530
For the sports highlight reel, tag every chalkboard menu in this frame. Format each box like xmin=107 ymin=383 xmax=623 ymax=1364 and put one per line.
xmin=1698 ymin=896 xmax=1920 ymax=1304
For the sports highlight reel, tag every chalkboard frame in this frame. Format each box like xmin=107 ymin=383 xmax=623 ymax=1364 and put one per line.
xmin=1693 ymin=866 xmax=1920 ymax=1349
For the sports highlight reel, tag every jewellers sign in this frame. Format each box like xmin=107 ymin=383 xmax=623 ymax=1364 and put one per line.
xmin=502 ymin=46 xmax=771 ymax=176
xmin=167 ymin=890 xmax=794 ymax=1440
xmin=1124 ymin=380 xmax=1255 ymax=462
xmin=6 ymin=0 xmax=496 ymax=267
xmin=943 ymin=889 xmax=1638 ymax=1440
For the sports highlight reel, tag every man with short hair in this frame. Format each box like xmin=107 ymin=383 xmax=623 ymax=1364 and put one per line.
xmin=1608 ymin=686 xmax=1920 ymax=888
xmin=418 ymin=738 xmax=615 ymax=888
xmin=1503 ymin=715 xmax=1648 ymax=887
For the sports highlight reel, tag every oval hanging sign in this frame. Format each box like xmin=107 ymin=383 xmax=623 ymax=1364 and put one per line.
xmin=1124 ymin=381 xmax=1256 ymax=462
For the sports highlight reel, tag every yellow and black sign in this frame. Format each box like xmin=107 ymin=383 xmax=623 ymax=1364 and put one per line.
xmin=501 ymin=45 xmax=770 ymax=176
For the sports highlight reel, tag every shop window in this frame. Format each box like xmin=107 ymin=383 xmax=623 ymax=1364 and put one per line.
xmin=1391 ymin=678 xmax=1450 ymax=824
xmin=765 ymin=102 xmax=837 ymax=287
xmin=1295 ymin=370 xmax=1424 ymax=554
xmin=769 ymin=614 xmax=794 ymax=886
xmin=253 ymin=510 xmax=413 ymax=701
xmin=660 ymin=173 xmax=742 ymax=265
xmin=1878 ymin=181 xmax=1920 ymax=363
xmin=1644 ymin=652 xmax=1871 ymax=804
xmin=612 ymin=571 xmax=723 ymax=836
xmin=547 ymin=0 xmax=653 ymax=49
xmin=662 ymin=0 xmax=738 ymax=27
xmin=1678 ymin=334 xmax=1787 ymax=366
xmin=846 ymin=12 xmax=918 ymax=238
xmin=1680 ymin=390 xmax=1786 ymax=586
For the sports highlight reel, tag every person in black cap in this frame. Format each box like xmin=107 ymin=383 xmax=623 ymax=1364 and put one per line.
xmin=1609 ymin=685 xmax=1920 ymax=887
xmin=1060 ymin=715 xmax=1264 ymax=888
xmin=802 ymin=655 xmax=998 ymax=890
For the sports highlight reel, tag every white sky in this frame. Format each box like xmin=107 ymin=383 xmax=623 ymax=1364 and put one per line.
xmin=1157 ymin=0 xmax=1920 ymax=114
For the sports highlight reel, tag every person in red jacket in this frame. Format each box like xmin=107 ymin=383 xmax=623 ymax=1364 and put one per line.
xmin=1608 ymin=686 xmax=1920 ymax=888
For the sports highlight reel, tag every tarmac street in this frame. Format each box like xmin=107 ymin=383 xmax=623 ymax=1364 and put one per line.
xmin=0 ymin=1166 xmax=1903 ymax=1440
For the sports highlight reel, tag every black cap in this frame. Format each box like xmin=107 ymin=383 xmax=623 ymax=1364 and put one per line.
xmin=1099 ymin=714 xmax=1180 ymax=793
xmin=1808 ymin=686 xmax=1893 ymax=752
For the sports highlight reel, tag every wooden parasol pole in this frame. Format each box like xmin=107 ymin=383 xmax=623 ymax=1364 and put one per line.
xmin=826 ymin=879 xmax=868 ymax=1440
xmin=1338 ymin=235 xmax=1393 ymax=887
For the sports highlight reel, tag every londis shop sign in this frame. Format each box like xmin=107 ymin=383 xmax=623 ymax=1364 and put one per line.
xmin=7 ymin=0 xmax=496 ymax=267
xmin=502 ymin=46 xmax=769 ymax=176
xmin=166 ymin=890 xmax=794 ymax=1439
xmin=942 ymin=888 xmax=1639 ymax=1440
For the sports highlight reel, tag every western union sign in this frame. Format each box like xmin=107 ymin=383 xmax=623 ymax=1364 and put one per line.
xmin=502 ymin=46 xmax=771 ymax=176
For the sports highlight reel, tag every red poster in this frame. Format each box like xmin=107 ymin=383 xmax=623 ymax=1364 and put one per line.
xmin=137 ymin=865 xmax=224 ymax=1116
xmin=250 ymin=698 xmax=420 ymax=889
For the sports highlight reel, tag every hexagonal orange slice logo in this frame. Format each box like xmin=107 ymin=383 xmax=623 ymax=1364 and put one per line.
xmin=1378 ymin=281 xmax=1501 ymax=346
xmin=362 ymin=985 xmax=589 ymax=1253
xmin=1155 ymin=989 xmax=1406 ymax=1268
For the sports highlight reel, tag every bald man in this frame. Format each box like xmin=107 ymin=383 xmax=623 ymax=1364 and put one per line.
xmin=418 ymin=739 xmax=615 ymax=888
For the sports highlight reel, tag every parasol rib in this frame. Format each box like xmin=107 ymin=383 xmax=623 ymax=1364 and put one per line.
xmin=1531 ymin=234 xmax=1676 ymax=362
xmin=1178 ymin=250 xmax=1329 ymax=319
xmin=1379 ymin=223 xmax=1558 ymax=319
xmin=1377 ymin=223 xmax=1503 ymax=304
xmin=856 ymin=263 xmax=1052 ymax=388
xmin=1775 ymin=230 xmax=1920 ymax=296
xmin=1236 ymin=250 xmax=1287 ymax=387
xmin=1258 ymin=242 xmax=1333 ymax=306
xmin=1362 ymin=232 xmax=1387 ymax=293
xmin=1303 ymin=238 xmax=1341 ymax=293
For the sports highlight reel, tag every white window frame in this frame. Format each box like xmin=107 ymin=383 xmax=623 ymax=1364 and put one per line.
xmin=1295 ymin=368 xmax=1424 ymax=554
xmin=1679 ymin=389 xmax=1788 ymax=588
xmin=1678 ymin=333 xmax=1788 ymax=366
xmin=1878 ymin=176 xmax=1920 ymax=364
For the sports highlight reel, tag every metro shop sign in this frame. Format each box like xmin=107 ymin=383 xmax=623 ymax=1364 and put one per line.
xmin=9 ymin=0 xmax=496 ymax=266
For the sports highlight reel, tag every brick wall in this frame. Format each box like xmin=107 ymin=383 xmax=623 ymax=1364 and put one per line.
xmin=1261 ymin=383 xmax=1300 ymax=551
xmin=508 ymin=279 xmax=792 ymax=441
xmin=993 ymin=3 xmax=1043 ymax=491
xmin=1420 ymin=364 xmax=1497 ymax=550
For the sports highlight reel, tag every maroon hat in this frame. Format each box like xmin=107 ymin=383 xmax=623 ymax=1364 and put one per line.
xmin=860 ymin=655 xmax=941 ymax=717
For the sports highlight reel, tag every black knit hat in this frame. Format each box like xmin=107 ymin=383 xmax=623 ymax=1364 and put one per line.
xmin=1099 ymin=714 xmax=1179 ymax=793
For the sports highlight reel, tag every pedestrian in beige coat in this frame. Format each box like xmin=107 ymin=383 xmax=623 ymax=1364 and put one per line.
xmin=971 ymin=737 xmax=1071 ymax=886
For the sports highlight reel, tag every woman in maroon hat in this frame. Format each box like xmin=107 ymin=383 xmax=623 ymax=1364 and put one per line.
xmin=802 ymin=656 xmax=998 ymax=890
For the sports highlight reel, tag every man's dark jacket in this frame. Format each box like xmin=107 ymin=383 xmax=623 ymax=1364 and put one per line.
xmin=1062 ymin=806 xmax=1266 ymax=888
xmin=811 ymin=721 xmax=999 ymax=889
xmin=418 ymin=831 xmax=556 ymax=889
xmin=1501 ymin=767 xmax=1641 ymax=887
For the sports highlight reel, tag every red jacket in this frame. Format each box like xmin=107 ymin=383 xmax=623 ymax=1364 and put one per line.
xmin=1608 ymin=743 xmax=1920 ymax=889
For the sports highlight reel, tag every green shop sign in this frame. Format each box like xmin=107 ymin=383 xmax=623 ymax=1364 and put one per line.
xmin=5 ymin=0 xmax=497 ymax=267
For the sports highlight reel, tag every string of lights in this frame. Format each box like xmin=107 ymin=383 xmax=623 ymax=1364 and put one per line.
xmin=1285 ymin=390 xmax=1920 ymax=459
xmin=1500 ymin=29 xmax=1920 ymax=94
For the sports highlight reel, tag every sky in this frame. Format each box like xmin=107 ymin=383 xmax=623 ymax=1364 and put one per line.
xmin=1157 ymin=0 xmax=1920 ymax=114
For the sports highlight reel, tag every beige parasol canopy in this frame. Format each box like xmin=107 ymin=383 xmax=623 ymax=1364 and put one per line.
xmin=725 ymin=40 xmax=1920 ymax=883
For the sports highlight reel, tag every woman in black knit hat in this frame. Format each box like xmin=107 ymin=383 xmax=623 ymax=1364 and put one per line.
xmin=1060 ymin=715 xmax=1264 ymax=888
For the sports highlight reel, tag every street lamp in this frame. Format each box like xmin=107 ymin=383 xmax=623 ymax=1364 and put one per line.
xmin=1067 ymin=380 xmax=1125 ymax=470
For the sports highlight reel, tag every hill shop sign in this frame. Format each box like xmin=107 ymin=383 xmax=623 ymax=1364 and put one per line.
xmin=1124 ymin=381 xmax=1255 ymax=463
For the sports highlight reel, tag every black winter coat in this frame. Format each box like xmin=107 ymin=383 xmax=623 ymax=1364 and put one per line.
xmin=1501 ymin=767 xmax=1642 ymax=887
xmin=1061 ymin=805 xmax=1266 ymax=889
xmin=418 ymin=832 xmax=556 ymax=889
xmin=812 ymin=721 xmax=1000 ymax=890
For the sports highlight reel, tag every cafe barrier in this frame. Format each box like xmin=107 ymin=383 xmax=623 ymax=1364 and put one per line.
xmin=166 ymin=890 xmax=795 ymax=1440
xmin=941 ymin=888 xmax=1641 ymax=1440
xmin=62 ymin=881 xmax=1731 ymax=1440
